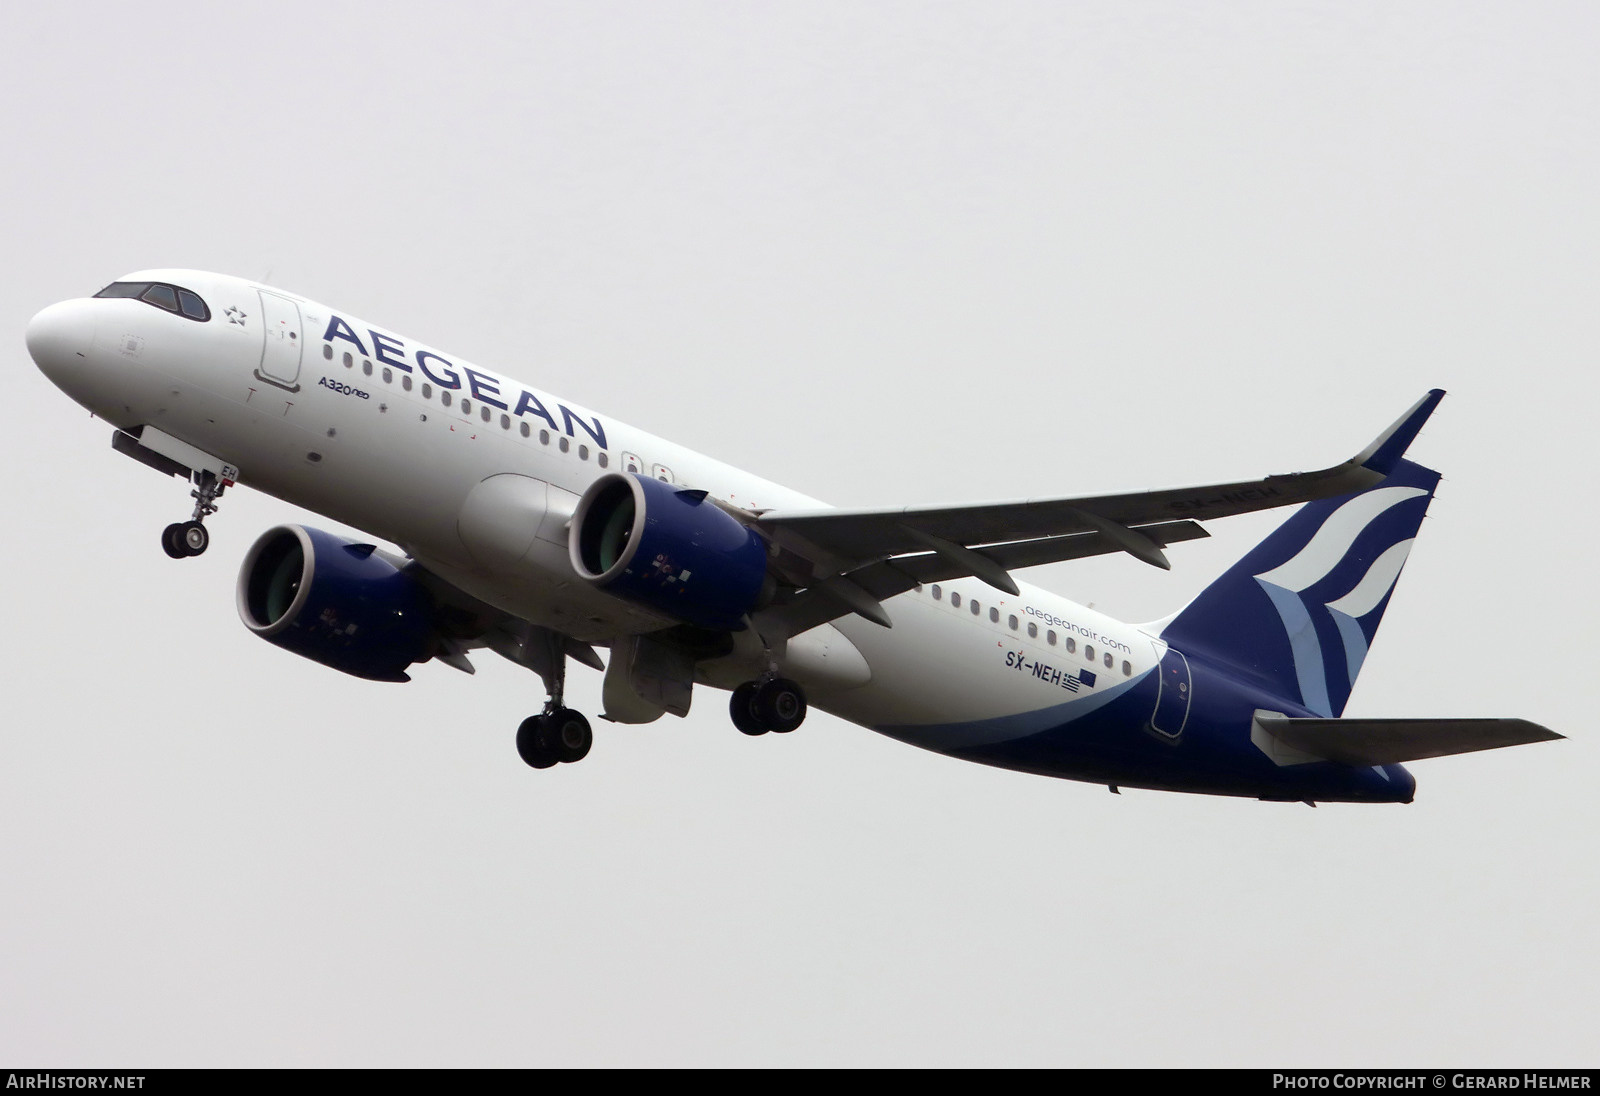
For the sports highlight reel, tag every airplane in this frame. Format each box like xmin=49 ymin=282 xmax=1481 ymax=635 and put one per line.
xmin=25 ymin=269 xmax=1561 ymax=803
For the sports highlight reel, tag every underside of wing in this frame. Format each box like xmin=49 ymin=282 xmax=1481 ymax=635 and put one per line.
xmin=755 ymin=520 xmax=1208 ymax=638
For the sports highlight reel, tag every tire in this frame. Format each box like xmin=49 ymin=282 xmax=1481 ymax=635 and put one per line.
xmin=730 ymin=682 xmax=766 ymax=735
xmin=551 ymin=709 xmax=592 ymax=763
xmin=161 ymin=523 xmax=188 ymax=559
xmin=515 ymin=715 xmax=560 ymax=769
xmin=756 ymin=678 xmax=806 ymax=734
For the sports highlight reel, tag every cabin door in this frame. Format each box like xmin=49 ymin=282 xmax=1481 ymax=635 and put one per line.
xmin=1150 ymin=643 xmax=1192 ymax=739
xmin=255 ymin=290 xmax=304 ymax=390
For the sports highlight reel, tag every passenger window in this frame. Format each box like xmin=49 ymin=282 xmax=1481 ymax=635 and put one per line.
xmin=422 ymin=383 xmax=432 ymax=399
xmin=1065 ymin=637 xmax=1076 ymax=653
xmin=461 ymin=399 xmax=471 ymax=415
xmin=520 ymin=422 xmax=529 ymax=437
xmin=1121 ymin=660 xmax=1132 ymax=676
xmin=579 ymin=445 xmax=589 ymax=460
xmin=1009 ymin=614 xmax=1018 ymax=630
xmin=500 ymin=413 xmax=509 ymax=429
xmin=932 ymin=585 xmax=942 ymax=601
xmin=598 ymin=452 xmax=609 ymax=468
xmin=971 ymin=600 xmax=981 ymax=616
xmin=539 ymin=430 xmax=550 ymax=445
xmin=382 ymin=368 xmax=392 ymax=383
xmin=344 ymin=352 xmax=353 ymax=368
xmin=951 ymin=592 xmax=961 ymax=608
xmin=322 ymin=344 xmax=333 ymax=361
xmin=559 ymin=436 xmax=570 ymax=453
xmin=1085 ymin=645 xmax=1095 ymax=661
xmin=1048 ymin=629 xmax=1057 ymax=645
xmin=441 ymin=391 xmax=451 ymax=407
xmin=482 ymin=406 xmax=491 ymax=422
xmin=988 ymin=607 xmax=999 ymax=623
xmin=1104 ymin=652 xmax=1113 ymax=668
xmin=362 ymin=360 xmax=372 ymax=375
xmin=402 ymin=376 xmax=412 ymax=391
xmin=1027 ymin=622 xmax=1037 ymax=638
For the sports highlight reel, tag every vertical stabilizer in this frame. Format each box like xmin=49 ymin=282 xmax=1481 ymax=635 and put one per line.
xmin=1159 ymin=459 xmax=1441 ymax=716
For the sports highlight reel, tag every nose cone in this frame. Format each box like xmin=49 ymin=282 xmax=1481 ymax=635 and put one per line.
xmin=27 ymin=300 xmax=90 ymax=387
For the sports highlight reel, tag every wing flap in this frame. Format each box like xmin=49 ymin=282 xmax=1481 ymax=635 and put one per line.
xmin=1254 ymin=714 xmax=1563 ymax=766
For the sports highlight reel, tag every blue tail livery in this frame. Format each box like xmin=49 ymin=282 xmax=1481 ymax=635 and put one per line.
xmin=1162 ymin=457 xmax=1440 ymax=719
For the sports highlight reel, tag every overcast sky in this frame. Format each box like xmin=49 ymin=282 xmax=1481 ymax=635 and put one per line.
xmin=2 ymin=1 xmax=1595 ymax=1067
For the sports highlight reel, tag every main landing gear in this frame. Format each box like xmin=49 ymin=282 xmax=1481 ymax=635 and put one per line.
xmin=515 ymin=631 xmax=593 ymax=769
xmin=729 ymin=677 xmax=807 ymax=736
xmin=161 ymin=469 xmax=231 ymax=559
xmin=516 ymin=706 xmax=593 ymax=769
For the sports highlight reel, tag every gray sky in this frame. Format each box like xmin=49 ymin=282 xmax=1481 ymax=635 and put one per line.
xmin=2 ymin=1 xmax=1595 ymax=1066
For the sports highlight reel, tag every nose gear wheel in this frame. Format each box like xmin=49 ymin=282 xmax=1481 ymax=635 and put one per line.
xmin=159 ymin=469 xmax=231 ymax=559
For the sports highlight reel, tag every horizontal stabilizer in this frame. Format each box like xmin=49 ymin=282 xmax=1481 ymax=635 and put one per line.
xmin=1254 ymin=713 xmax=1563 ymax=766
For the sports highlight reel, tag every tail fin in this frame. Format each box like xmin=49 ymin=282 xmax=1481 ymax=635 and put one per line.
xmin=1160 ymin=458 xmax=1441 ymax=716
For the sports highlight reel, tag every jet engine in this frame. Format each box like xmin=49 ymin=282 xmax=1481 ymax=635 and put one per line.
xmin=237 ymin=525 xmax=436 ymax=681
xmin=570 ymin=473 xmax=771 ymax=630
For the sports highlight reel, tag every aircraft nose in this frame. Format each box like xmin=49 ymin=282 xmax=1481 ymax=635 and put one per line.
xmin=27 ymin=300 xmax=90 ymax=385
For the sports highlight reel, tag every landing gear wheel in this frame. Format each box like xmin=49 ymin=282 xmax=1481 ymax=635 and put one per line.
xmin=161 ymin=523 xmax=188 ymax=559
xmin=551 ymin=708 xmax=592 ymax=763
xmin=730 ymin=682 xmax=766 ymax=735
xmin=516 ymin=715 xmax=560 ymax=769
xmin=756 ymin=678 xmax=807 ymax=733
xmin=179 ymin=520 xmax=209 ymax=556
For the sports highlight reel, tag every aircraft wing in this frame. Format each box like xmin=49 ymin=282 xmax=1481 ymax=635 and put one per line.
xmin=750 ymin=390 xmax=1445 ymax=634
xmin=753 ymin=520 xmax=1210 ymax=638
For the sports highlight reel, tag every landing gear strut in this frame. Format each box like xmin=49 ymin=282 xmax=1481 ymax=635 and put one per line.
xmin=730 ymin=677 xmax=807 ymax=736
xmin=514 ymin=629 xmax=593 ymax=769
xmin=161 ymin=468 xmax=232 ymax=559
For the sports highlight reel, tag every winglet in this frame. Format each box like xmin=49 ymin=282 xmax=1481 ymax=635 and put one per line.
xmin=1354 ymin=389 xmax=1446 ymax=477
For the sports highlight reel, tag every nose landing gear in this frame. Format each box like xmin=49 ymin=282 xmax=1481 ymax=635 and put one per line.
xmin=161 ymin=468 xmax=234 ymax=559
xmin=161 ymin=520 xmax=209 ymax=558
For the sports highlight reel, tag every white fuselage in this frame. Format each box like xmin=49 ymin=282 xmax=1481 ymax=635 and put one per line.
xmin=29 ymin=269 xmax=1162 ymax=760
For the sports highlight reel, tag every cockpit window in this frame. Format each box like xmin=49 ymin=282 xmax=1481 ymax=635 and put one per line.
xmin=94 ymin=281 xmax=211 ymax=322
xmin=94 ymin=282 xmax=147 ymax=299
xmin=142 ymin=284 xmax=178 ymax=311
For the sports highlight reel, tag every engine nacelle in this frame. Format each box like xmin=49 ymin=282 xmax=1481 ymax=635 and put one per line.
xmin=570 ymin=473 xmax=770 ymax=630
xmin=237 ymin=525 xmax=436 ymax=682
